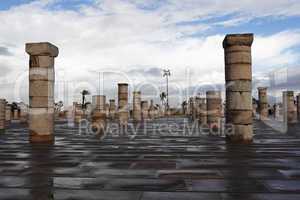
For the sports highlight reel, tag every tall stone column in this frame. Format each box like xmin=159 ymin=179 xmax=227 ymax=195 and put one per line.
xmin=109 ymin=99 xmax=116 ymax=120
xmin=223 ymin=33 xmax=253 ymax=143
xmin=199 ymin=98 xmax=207 ymax=125
xmin=141 ymin=100 xmax=149 ymax=120
xmin=26 ymin=42 xmax=58 ymax=143
xmin=258 ymin=87 xmax=268 ymax=120
xmin=118 ymin=83 xmax=129 ymax=132
xmin=283 ymin=91 xmax=297 ymax=124
xmin=0 ymin=99 xmax=5 ymax=133
xmin=91 ymin=95 xmax=106 ymax=135
xmin=206 ymin=91 xmax=222 ymax=133
xmin=132 ymin=91 xmax=142 ymax=122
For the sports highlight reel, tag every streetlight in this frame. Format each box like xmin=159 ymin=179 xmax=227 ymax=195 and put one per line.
xmin=163 ymin=69 xmax=171 ymax=109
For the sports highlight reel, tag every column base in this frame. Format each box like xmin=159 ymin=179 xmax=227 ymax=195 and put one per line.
xmin=226 ymin=135 xmax=253 ymax=144
xmin=30 ymin=132 xmax=54 ymax=143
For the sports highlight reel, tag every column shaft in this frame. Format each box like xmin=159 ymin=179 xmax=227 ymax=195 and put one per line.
xmin=223 ymin=34 xmax=254 ymax=143
xmin=26 ymin=42 xmax=58 ymax=143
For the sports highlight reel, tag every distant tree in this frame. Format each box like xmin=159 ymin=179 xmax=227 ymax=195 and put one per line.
xmin=54 ymin=101 xmax=63 ymax=112
xmin=160 ymin=92 xmax=167 ymax=107
xmin=81 ymin=90 xmax=90 ymax=109
xmin=11 ymin=102 xmax=19 ymax=112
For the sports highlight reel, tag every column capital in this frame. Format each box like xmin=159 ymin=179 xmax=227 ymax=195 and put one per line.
xmin=223 ymin=33 xmax=254 ymax=48
xmin=258 ymin=87 xmax=268 ymax=91
xmin=26 ymin=42 xmax=59 ymax=57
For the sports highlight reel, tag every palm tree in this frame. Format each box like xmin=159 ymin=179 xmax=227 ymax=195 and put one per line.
xmin=160 ymin=92 xmax=167 ymax=107
xmin=81 ymin=90 xmax=90 ymax=109
xmin=54 ymin=101 xmax=63 ymax=113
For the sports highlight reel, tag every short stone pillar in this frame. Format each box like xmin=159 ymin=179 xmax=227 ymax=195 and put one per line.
xmin=206 ymin=91 xmax=222 ymax=133
xmin=91 ymin=95 xmax=107 ymax=135
xmin=20 ymin=104 xmax=28 ymax=123
xmin=141 ymin=101 xmax=149 ymax=120
xmin=118 ymin=83 xmax=129 ymax=132
xmin=189 ymin=97 xmax=194 ymax=119
xmin=223 ymin=33 xmax=253 ymax=143
xmin=109 ymin=99 xmax=116 ymax=120
xmin=5 ymin=103 xmax=11 ymax=127
xmin=149 ymin=100 xmax=156 ymax=119
xmin=13 ymin=109 xmax=19 ymax=120
xmin=73 ymin=103 xmax=83 ymax=123
xmin=283 ymin=91 xmax=297 ymax=124
xmin=132 ymin=91 xmax=142 ymax=122
xmin=199 ymin=98 xmax=207 ymax=125
xmin=0 ymin=99 xmax=5 ymax=133
xmin=258 ymin=87 xmax=268 ymax=120
xmin=105 ymin=103 xmax=109 ymax=117
xmin=26 ymin=42 xmax=58 ymax=143
xmin=297 ymin=94 xmax=300 ymax=121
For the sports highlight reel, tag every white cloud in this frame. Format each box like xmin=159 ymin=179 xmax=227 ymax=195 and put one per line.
xmin=0 ymin=0 xmax=299 ymax=106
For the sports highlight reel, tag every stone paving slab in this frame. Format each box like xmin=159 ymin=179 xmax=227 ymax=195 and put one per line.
xmin=0 ymin=118 xmax=300 ymax=199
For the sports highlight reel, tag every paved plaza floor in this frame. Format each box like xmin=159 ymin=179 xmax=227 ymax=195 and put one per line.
xmin=0 ymin=117 xmax=300 ymax=200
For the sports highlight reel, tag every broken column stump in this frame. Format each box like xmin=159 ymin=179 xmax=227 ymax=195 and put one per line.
xmin=199 ymin=98 xmax=207 ymax=126
xmin=141 ymin=100 xmax=149 ymax=120
xmin=206 ymin=91 xmax=222 ymax=134
xmin=223 ymin=33 xmax=254 ymax=143
xmin=118 ymin=83 xmax=129 ymax=133
xmin=258 ymin=87 xmax=268 ymax=120
xmin=283 ymin=91 xmax=297 ymax=124
xmin=109 ymin=99 xmax=116 ymax=120
xmin=132 ymin=91 xmax=142 ymax=122
xmin=91 ymin=95 xmax=107 ymax=135
xmin=0 ymin=99 xmax=5 ymax=133
xmin=26 ymin=42 xmax=58 ymax=143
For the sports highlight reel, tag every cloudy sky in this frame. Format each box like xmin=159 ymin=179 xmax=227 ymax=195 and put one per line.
xmin=0 ymin=0 xmax=300 ymax=106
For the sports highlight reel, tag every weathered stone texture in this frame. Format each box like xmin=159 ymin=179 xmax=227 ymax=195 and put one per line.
xmin=224 ymin=33 xmax=254 ymax=143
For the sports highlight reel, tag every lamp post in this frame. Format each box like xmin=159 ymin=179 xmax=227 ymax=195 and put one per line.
xmin=163 ymin=69 xmax=171 ymax=110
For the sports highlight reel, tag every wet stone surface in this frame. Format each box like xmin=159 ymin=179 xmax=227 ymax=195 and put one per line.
xmin=0 ymin=117 xmax=300 ymax=199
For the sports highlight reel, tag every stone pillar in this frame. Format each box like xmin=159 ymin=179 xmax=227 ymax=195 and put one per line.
xmin=283 ymin=91 xmax=297 ymax=124
xmin=258 ymin=87 xmax=268 ymax=120
xmin=132 ymin=91 xmax=142 ymax=122
xmin=26 ymin=42 xmax=58 ymax=143
xmin=105 ymin=103 xmax=109 ymax=118
xmin=20 ymin=104 xmax=28 ymax=123
xmin=297 ymin=94 xmax=300 ymax=121
xmin=199 ymin=98 xmax=207 ymax=125
xmin=109 ymin=99 xmax=116 ymax=120
xmin=141 ymin=101 xmax=149 ymax=120
xmin=91 ymin=95 xmax=107 ymax=135
xmin=0 ymin=99 xmax=5 ymax=133
xmin=189 ymin=97 xmax=194 ymax=119
xmin=206 ymin=91 xmax=222 ymax=133
xmin=74 ymin=103 xmax=83 ymax=124
xmin=13 ymin=107 xmax=19 ymax=121
xmin=5 ymin=103 xmax=11 ymax=127
xmin=223 ymin=33 xmax=253 ymax=143
xmin=149 ymin=100 xmax=156 ymax=119
xmin=118 ymin=83 xmax=129 ymax=132
xmin=195 ymin=97 xmax=201 ymax=122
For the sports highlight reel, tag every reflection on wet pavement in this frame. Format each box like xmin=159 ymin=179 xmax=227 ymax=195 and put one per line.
xmin=0 ymin=118 xmax=300 ymax=199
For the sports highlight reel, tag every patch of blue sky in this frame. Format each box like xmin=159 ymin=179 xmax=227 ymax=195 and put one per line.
xmin=46 ymin=0 xmax=95 ymax=11
xmin=0 ymin=0 xmax=35 ymax=10
xmin=178 ymin=15 xmax=300 ymax=38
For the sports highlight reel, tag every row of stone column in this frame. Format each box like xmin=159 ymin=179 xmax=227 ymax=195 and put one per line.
xmin=188 ymin=91 xmax=222 ymax=130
